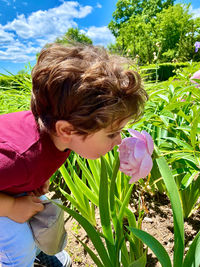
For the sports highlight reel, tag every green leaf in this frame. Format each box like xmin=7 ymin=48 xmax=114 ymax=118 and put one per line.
xmin=76 ymin=156 xmax=99 ymax=195
xmin=156 ymin=155 xmax=184 ymax=267
xmin=59 ymin=188 xmax=93 ymax=222
xmin=118 ymin=183 xmax=134 ymax=223
xmin=158 ymin=94 xmax=169 ymax=103
xmin=128 ymin=227 xmax=171 ymax=267
xmin=180 ymin=171 xmax=199 ymax=190
xmin=128 ymin=251 xmax=147 ymax=267
xmin=88 ymin=159 xmax=100 ymax=187
xmin=57 ymin=203 xmax=113 ymax=267
xmin=163 ymin=137 xmax=193 ymax=150
xmin=73 ymin=171 xmax=99 ymax=206
xmin=110 ymin=156 xmax=120 ymax=230
xmin=183 ymin=231 xmax=200 ymax=267
xmin=74 ymin=235 xmax=104 ymax=267
xmin=190 ymin=108 xmax=200 ymax=149
xmin=59 ymin=165 xmax=85 ymax=207
xmin=99 ymin=157 xmax=115 ymax=261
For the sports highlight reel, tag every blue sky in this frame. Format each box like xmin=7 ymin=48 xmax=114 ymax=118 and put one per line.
xmin=0 ymin=0 xmax=199 ymax=75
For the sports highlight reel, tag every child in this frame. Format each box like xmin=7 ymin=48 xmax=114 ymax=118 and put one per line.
xmin=0 ymin=43 xmax=148 ymax=266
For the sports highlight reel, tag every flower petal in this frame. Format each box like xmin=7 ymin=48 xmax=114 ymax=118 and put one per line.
xmin=129 ymin=171 xmax=141 ymax=183
xmin=133 ymin=139 xmax=146 ymax=161
xmin=191 ymin=70 xmax=200 ymax=81
xmin=138 ymin=153 xmax=153 ymax=178
xmin=141 ymin=130 xmax=154 ymax=155
xmin=128 ymin=129 xmax=144 ymax=141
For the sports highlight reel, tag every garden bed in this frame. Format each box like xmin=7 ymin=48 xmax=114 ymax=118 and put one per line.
xmin=60 ymin=191 xmax=200 ymax=266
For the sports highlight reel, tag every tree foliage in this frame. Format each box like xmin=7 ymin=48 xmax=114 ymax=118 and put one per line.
xmin=108 ymin=2 xmax=200 ymax=64
xmin=108 ymin=0 xmax=175 ymax=37
xmin=56 ymin=28 xmax=92 ymax=45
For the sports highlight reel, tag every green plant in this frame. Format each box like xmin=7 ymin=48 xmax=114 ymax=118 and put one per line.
xmin=129 ymin=147 xmax=200 ymax=267
xmin=132 ymin=77 xmax=200 ymax=218
xmin=58 ymin=152 xmax=147 ymax=266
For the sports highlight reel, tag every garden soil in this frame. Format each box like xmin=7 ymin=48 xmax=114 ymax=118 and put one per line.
xmin=46 ymin=188 xmax=200 ymax=267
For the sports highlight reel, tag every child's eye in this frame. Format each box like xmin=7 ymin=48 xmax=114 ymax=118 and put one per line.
xmin=107 ymin=132 xmax=120 ymax=139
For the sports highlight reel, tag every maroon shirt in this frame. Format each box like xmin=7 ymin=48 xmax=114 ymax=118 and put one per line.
xmin=0 ymin=111 xmax=70 ymax=195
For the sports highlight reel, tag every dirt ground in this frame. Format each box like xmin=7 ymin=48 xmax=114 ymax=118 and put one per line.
xmin=59 ymin=189 xmax=200 ymax=267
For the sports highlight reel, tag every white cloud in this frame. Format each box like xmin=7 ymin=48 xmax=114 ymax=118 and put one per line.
xmin=0 ymin=26 xmax=15 ymax=43
xmin=0 ymin=40 xmax=40 ymax=62
xmin=0 ymin=1 xmax=93 ymax=62
xmin=3 ymin=2 xmax=92 ymax=39
xmin=192 ymin=8 xmax=200 ymax=19
xmin=96 ymin=3 xmax=102 ymax=9
xmin=0 ymin=1 xmax=115 ymax=63
xmin=83 ymin=26 xmax=115 ymax=46
xmin=189 ymin=6 xmax=200 ymax=19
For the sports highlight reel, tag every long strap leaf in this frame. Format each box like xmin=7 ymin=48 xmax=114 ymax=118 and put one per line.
xmin=156 ymin=156 xmax=184 ymax=266
xmin=76 ymin=156 xmax=99 ymax=194
xmin=99 ymin=157 xmax=115 ymax=264
xmin=128 ymin=227 xmax=172 ymax=267
xmin=57 ymin=203 xmax=112 ymax=266
xmin=74 ymin=235 xmax=104 ymax=267
xmin=59 ymin=165 xmax=85 ymax=207
xmin=183 ymin=231 xmax=200 ymax=267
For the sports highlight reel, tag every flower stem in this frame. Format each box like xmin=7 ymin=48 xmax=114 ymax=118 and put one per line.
xmin=118 ymin=183 xmax=134 ymax=223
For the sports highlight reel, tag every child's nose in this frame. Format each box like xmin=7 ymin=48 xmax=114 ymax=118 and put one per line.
xmin=115 ymin=134 xmax=122 ymax=146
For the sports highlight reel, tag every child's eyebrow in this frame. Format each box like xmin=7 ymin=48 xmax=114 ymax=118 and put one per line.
xmin=106 ymin=126 xmax=125 ymax=134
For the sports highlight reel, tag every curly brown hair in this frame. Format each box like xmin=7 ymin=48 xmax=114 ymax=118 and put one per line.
xmin=31 ymin=43 xmax=148 ymax=135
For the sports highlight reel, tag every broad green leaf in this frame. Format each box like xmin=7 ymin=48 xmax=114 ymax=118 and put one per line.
xmin=156 ymin=156 xmax=184 ymax=267
xmin=158 ymin=94 xmax=169 ymax=103
xmin=177 ymin=109 xmax=191 ymax=124
xmin=183 ymin=231 xmax=200 ymax=267
xmin=169 ymin=153 xmax=198 ymax=166
xmin=165 ymin=102 xmax=190 ymax=111
xmin=128 ymin=227 xmax=172 ymax=267
xmin=176 ymin=126 xmax=200 ymax=134
xmin=163 ymin=137 xmax=193 ymax=150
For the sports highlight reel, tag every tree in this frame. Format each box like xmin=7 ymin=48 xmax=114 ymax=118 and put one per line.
xmin=56 ymin=28 xmax=92 ymax=45
xmin=108 ymin=0 xmax=175 ymax=37
xmin=154 ymin=4 xmax=200 ymax=61
xmin=108 ymin=3 xmax=200 ymax=63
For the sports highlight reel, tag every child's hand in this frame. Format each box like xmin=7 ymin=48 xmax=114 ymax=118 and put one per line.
xmin=8 ymin=195 xmax=44 ymax=223
xmin=30 ymin=179 xmax=50 ymax=197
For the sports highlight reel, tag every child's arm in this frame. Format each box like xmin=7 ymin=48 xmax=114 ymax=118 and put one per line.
xmin=0 ymin=192 xmax=44 ymax=223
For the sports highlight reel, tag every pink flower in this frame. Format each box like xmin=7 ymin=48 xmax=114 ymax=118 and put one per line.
xmin=118 ymin=129 xmax=154 ymax=183
xmin=190 ymin=70 xmax=200 ymax=88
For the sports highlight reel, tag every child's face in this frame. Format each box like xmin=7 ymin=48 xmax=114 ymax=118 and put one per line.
xmin=69 ymin=119 xmax=129 ymax=159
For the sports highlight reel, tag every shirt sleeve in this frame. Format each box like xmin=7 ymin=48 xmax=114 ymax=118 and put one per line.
xmin=0 ymin=142 xmax=28 ymax=191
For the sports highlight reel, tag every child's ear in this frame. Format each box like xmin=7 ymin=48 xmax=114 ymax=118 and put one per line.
xmin=55 ymin=120 xmax=74 ymax=141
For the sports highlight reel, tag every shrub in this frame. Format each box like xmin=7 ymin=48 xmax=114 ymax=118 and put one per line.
xmin=141 ymin=62 xmax=191 ymax=81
